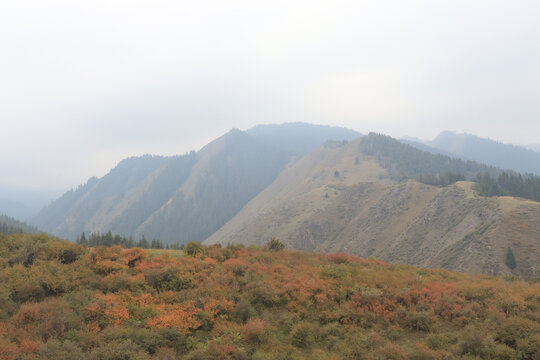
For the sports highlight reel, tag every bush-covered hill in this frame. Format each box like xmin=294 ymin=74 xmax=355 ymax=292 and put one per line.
xmin=0 ymin=233 xmax=538 ymax=359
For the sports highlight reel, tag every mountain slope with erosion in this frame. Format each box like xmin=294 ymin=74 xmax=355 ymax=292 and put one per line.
xmin=206 ymin=135 xmax=540 ymax=278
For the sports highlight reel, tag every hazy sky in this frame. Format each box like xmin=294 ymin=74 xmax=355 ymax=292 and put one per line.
xmin=1 ymin=0 xmax=539 ymax=193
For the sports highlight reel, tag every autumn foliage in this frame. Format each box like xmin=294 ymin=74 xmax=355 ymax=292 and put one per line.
xmin=0 ymin=233 xmax=539 ymax=359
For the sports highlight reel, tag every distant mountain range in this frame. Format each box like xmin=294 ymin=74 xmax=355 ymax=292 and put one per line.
xmin=29 ymin=123 xmax=360 ymax=243
xmin=27 ymin=124 xmax=540 ymax=278
xmin=0 ymin=187 xmax=59 ymax=220
xmin=403 ymin=131 xmax=540 ymax=175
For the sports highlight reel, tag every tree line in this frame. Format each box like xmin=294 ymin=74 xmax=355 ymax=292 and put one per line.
xmin=476 ymin=171 xmax=540 ymax=201
xmin=0 ymin=215 xmax=40 ymax=235
xmin=360 ymin=134 xmax=540 ymax=202
xmin=0 ymin=222 xmax=23 ymax=235
xmin=76 ymin=231 xmax=182 ymax=249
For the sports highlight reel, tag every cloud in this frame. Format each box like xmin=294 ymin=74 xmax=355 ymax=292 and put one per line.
xmin=1 ymin=0 xmax=539 ymax=190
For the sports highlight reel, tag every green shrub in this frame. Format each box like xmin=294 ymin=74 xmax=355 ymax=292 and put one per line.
xmin=89 ymin=339 xmax=150 ymax=360
xmin=37 ymin=340 xmax=85 ymax=360
xmin=143 ymin=267 xmax=192 ymax=292
xmin=406 ymin=311 xmax=433 ymax=332
xmin=266 ymin=238 xmax=285 ymax=251
xmin=185 ymin=241 xmax=205 ymax=256
xmin=425 ymin=333 xmax=458 ymax=351
xmin=290 ymin=322 xmax=317 ymax=348
xmin=232 ymin=300 xmax=255 ymax=323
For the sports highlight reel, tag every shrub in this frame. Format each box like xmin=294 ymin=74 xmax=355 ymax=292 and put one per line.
xmin=102 ymin=327 xmax=171 ymax=354
xmin=381 ymin=342 xmax=408 ymax=360
xmin=143 ymin=267 xmax=191 ymax=292
xmin=290 ymin=322 xmax=317 ymax=348
xmin=325 ymin=252 xmax=361 ymax=264
xmin=37 ymin=340 xmax=84 ymax=360
xmin=241 ymin=319 xmax=267 ymax=344
xmin=185 ymin=241 xmax=205 ymax=256
xmin=266 ymin=238 xmax=285 ymax=251
xmin=406 ymin=311 xmax=433 ymax=332
xmin=459 ymin=330 xmax=487 ymax=357
xmin=232 ymin=301 xmax=255 ymax=323
xmin=425 ymin=333 xmax=458 ymax=351
xmin=409 ymin=342 xmax=444 ymax=360
xmin=89 ymin=339 xmax=150 ymax=360
xmin=495 ymin=317 xmax=539 ymax=354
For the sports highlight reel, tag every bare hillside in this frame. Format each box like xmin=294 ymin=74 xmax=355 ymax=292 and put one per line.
xmin=205 ymin=138 xmax=540 ymax=278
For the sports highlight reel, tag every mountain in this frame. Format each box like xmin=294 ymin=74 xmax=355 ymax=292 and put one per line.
xmin=425 ymin=131 xmax=540 ymax=175
xmin=29 ymin=123 xmax=360 ymax=242
xmin=247 ymin=122 xmax=360 ymax=155
xmin=0 ymin=214 xmax=42 ymax=234
xmin=205 ymin=133 xmax=540 ymax=278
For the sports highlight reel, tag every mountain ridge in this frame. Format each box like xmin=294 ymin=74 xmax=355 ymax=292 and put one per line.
xmin=409 ymin=131 xmax=540 ymax=175
xmin=29 ymin=123 xmax=360 ymax=242
xmin=28 ymin=125 xmax=540 ymax=278
xmin=205 ymin=133 xmax=540 ymax=278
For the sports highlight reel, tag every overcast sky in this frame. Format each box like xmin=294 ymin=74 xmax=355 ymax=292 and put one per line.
xmin=1 ymin=0 xmax=539 ymax=193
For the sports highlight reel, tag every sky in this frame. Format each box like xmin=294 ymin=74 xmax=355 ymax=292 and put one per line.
xmin=1 ymin=0 xmax=539 ymax=195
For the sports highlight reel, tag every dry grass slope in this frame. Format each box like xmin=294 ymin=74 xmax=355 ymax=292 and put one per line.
xmin=205 ymin=139 xmax=540 ymax=278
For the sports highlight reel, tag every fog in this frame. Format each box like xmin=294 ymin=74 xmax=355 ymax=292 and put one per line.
xmin=1 ymin=0 xmax=539 ymax=192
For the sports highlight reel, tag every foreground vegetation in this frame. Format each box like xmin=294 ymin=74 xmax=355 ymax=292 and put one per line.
xmin=0 ymin=233 xmax=539 ymax=359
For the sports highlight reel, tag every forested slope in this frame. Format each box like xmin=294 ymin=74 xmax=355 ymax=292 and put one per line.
xmin=425 ymin=131 xmax=540 ymax=175
xmin=29 ymin=130 xmax=288 ymax=243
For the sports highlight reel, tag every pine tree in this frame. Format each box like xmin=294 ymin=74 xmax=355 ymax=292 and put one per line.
xmin=505 ymin=247 xmax=517 ymax=270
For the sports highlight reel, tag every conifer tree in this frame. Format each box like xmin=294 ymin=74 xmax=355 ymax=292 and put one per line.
xmin=505 ymin=247 xmax=517 ymax=269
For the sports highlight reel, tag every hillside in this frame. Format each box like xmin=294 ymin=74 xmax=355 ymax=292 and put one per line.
xmin=29 ymin=123 xmax=359 ymax=243
xmin=206 ymin=134 xmax=540 ymax=278
xmin=0 ymin=233 xmax=538 ymax=359
xmin=424 ymin=131 xmax=540 ymax=175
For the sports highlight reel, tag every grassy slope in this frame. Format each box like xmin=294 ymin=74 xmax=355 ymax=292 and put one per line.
xmin=205 ymin=139 xmax=540 ymax=278
xmin=0 ymin=233 xmax=538 ymax=359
